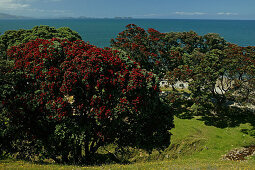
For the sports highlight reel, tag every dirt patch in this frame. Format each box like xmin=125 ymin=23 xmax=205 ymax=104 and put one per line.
xmin=222 ymin=146 xmax=255 ymax=161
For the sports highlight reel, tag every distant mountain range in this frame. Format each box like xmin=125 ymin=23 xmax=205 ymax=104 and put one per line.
xmin=58 ymin=16 xmax=134 ymax=19
xmin=0 ymin=13 xmax=31 ymax=19
xmin=0 ymin=13 xmax=133 ymax=20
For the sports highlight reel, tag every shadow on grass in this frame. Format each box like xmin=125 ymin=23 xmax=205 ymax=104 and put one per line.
xmin=171 ymin=96 xmax=255 ymax=136
xmin=166 ymin=90 xmax=255 ymax=131
xmin=198 ymin=107 xmax=255 ymax=129
xmin=90 ymin=152 xmax=131 ymax=165
xmin=29 ymin=152 xmax=131 ymax=167
xmin=0 ymin=151 xmax=131 ymax=167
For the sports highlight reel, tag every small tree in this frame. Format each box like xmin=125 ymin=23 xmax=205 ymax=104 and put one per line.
xmin=185 ymin=49 xmax=228 ymax=114
xmin=3 ymin=38 xmax=174 ymax=164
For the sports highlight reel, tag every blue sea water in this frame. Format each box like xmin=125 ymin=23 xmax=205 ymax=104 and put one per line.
xmin=0 ymin=19 xmax=255 ymax=47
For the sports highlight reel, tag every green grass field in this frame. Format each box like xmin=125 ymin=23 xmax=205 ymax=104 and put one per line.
xmin=1 ymin=117 xmax=255 ymax=169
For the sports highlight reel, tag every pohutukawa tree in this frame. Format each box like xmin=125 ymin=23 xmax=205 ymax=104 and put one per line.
xmin=2 ymin=38 xmax=174 ymax=164
xmin=112 ymin=24 xmax=254 ymax=116
xmin=110 ymin=24 xmax=227 ymax=89
xmin=111 ymin=24 xmax=184 ymax=78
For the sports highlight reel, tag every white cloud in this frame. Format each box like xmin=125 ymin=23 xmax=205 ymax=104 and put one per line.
xmin=217 ymin=12 xmax=238 ymax=16
xmin=133 ymin=13 xmax=161 ymax=17
xmin=0 ymin=0 xmax=31 ymax=10
xmin=175 ymin=11 xmax=207 ymax=16
xmin=0 ymin=0 xmax=70 ymax=18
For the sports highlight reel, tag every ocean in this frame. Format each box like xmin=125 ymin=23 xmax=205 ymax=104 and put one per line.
xmin=0 ymin=19 xmax=255 ymax=47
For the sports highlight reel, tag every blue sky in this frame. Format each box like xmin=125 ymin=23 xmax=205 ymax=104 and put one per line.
xmin=0 ymin=0 xmax=255 ymax=20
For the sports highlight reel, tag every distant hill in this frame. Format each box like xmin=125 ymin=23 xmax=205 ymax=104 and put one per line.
xmin=0 ymin=13 xmax=31 ymax=19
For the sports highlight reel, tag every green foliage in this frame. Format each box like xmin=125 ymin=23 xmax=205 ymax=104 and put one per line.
xmin=185 ymin=44 xmax=255 ymax=116
xmin=224 ymin=45 xmax=255 ymax=105
xmin=185 ymin=49 xmax=228 ymax=114
xmin=0 ymin=59 xmax=24 ymax=158
xmin=164 ymin=31 xmax=227 ymax=53
xmin=0 ymin=25 xmax=82 ymax=60
xmin=164 ymin=30 xmax=254 ymax=117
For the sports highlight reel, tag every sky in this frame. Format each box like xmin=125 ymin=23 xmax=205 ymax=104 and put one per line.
xmin=0 ymin=0 xmax=255 ymax=20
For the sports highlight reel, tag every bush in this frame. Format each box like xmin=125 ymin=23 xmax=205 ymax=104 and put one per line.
xmin=2 ymin=38 xmax=174 ymax=164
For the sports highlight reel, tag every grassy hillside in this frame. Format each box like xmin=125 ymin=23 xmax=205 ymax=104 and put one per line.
xmin=1 ymin=117 xmax=255 ymax=169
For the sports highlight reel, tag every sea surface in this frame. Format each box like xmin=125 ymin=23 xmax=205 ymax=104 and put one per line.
xmin=0 ymin=19 xmax=255 ymax=47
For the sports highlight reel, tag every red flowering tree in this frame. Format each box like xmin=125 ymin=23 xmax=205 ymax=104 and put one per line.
xmin=111 ymin=24 xmax=183 ymax=78
xmin=3 ymin=38 xmax=174 ymax=163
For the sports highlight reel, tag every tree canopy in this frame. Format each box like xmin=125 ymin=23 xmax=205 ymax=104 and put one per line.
xmin=0 ymin=25 xmax=82 ymax=60
xmin=111 ymin=24 xmax=255 ymax=117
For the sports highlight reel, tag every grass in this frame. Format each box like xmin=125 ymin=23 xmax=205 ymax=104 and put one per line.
xmin=171 ymin=117 xmax=255 ymax=160
xmin=1 ymin=158 xmax=255 ymax=169
xmin=160 ymin=86 xmax=191 ymax=93
xmin=1 ymin=117 xmax=255 ymax=169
